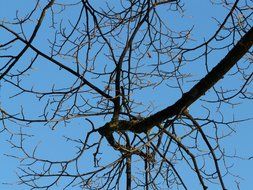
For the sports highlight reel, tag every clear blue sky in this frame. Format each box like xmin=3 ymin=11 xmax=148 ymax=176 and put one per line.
xmin=0 ymin=1 xmax=252 ymax=189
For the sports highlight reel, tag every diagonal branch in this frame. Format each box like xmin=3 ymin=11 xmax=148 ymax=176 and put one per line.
xmin=182 ymin=110 xmax=226 ymax=190
xmin=0 ymin=25 xmax=113 ymax=101
xmin=0 ymin=0 xmax=55 ymax=81
xmin=130 ymin=27 xmax=253 ymax=133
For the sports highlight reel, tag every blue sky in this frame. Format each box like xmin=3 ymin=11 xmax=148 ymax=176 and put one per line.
xmin=0 ymin=0 xmax=252 ymax=189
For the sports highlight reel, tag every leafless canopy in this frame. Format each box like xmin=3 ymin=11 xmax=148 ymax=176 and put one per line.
xmin=0 ymin=0 xmax=252 ymax=189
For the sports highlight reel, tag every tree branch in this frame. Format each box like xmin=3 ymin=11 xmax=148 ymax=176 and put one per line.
xmin=130 ymin=27 xmax=253 ymax=133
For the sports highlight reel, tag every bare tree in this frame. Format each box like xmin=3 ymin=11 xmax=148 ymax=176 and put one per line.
xmin=0 ymin=0 xmax=252 ymax=189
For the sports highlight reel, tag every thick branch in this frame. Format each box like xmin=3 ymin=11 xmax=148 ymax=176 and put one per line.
xmin=131 ymin=27 xmax=253 ymax=133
